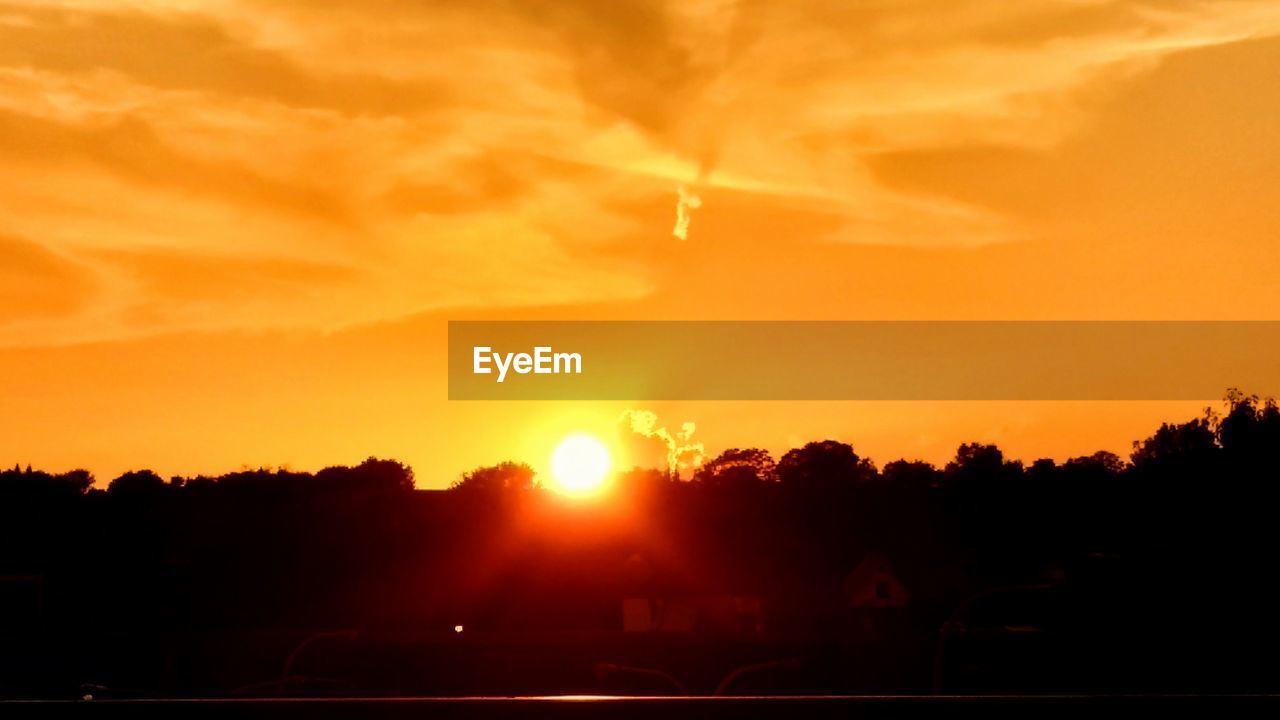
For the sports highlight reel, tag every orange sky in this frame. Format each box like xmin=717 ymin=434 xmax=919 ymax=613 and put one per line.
xmin=2 ymin=1 xmax=1279 ymax=486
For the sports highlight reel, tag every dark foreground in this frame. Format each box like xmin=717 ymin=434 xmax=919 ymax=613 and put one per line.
xmin=7 ymin=395 xmax=1280 ymax=698
xmin=4 ymin=695 xmax=1280 ymax=719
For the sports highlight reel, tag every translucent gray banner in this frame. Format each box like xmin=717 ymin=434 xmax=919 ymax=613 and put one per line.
xmin=448 ymin=321 xmax=1280 ymax=400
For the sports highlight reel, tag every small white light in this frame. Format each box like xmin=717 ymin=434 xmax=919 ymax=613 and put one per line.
xmin=453 ymin=624 xmax=464 ymax=633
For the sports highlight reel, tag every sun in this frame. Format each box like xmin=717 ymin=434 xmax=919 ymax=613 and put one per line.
xmin=550 ymin=434 xmax=612 ymax=496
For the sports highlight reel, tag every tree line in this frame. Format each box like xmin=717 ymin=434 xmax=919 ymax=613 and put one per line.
xmin=1 ymin=390 xmax=1279 ymax=695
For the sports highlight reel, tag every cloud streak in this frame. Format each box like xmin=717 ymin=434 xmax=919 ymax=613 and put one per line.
xmin=3 ymin=1 xmax=1280 ymax=344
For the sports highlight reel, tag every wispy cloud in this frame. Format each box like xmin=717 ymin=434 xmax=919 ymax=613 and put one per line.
xmin=3 ymin=0 xmax=1280 ymax=344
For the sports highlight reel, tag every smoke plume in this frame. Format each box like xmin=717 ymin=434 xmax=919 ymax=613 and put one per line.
xmin=672 ymin=185 xmax=702 ymax=240
xmin=618 ymin=408 xmax=705 ymax=477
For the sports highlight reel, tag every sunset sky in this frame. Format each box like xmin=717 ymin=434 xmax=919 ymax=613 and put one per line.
xmin=3 ymin=0 xmax=1280 ymax=486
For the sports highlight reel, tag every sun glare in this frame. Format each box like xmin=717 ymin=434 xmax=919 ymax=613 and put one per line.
xmin=550 ymin=434 xmax=612 ymax=496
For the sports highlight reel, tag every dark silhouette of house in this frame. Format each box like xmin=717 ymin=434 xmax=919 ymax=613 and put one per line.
xmin=842 ymin=553 xmax=910 ymax=609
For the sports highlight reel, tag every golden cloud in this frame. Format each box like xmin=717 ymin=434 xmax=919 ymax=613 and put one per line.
xmin=3 ymin=0 xmax=1280 ymax=344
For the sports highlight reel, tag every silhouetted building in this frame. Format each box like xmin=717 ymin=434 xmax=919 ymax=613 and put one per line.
xmin=842 ymin=553 xmax=910 ymax=610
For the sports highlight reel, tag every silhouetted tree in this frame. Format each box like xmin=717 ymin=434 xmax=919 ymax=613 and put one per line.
xmin=314 ymin=457 xmax=415 ymax=494
xmin=777 ymin=440 xmax=875 ymax=493
xmin=58 ymin=468 xmax=95 ymax=494
xmin=881 ymin=459 xmax=941 ymax=489
xmin=451 ymin=461 xmax=538 ymax=494
xmin=108 ymin=469 xmax=167 ymax=497
xmin=1218 ymin=389 xmax=1280 ymax=463
xmin=1130 ymin=411 xmax=1218 ymax=473
xmin=0 ymin=466 xmax=94 ymax=502
xmin=359 ymin=456 xmax=415 ymax=491
xmin=1065 ymin=451 xmax=1125 ymax=474
xmin=946 ymin=443 xmax=1020 ymax=480
xmin=693 ymin=447 xmax=776 ymax=489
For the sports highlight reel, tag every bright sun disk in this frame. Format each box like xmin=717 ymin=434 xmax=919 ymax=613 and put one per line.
xmin=550 ymin=434 xmax=611 ymax=495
